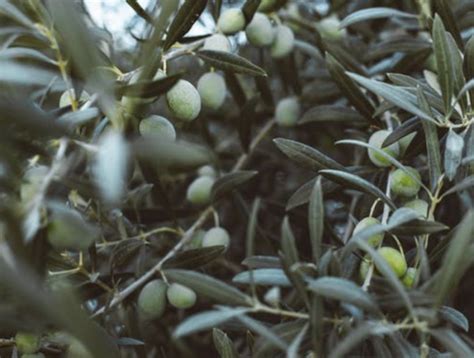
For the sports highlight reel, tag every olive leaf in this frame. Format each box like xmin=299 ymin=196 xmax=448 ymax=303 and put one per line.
xmin=340 ymin=7 xmax=417 ymax=28
xmin=197 ymin=50 xmax=267 ymax=77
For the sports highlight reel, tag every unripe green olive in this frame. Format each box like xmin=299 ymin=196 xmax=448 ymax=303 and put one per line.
xmin=59 ymin=89 xmax=90 ymax=108
xmin=402 ymin=267 xmax=417 ymax=288
xmin=316 ymin=15 xmax=346 ymax=41
xmin=202 ymin=227 xmax=230 ymax=248
xmin=166 ymin=80 xmax=201 ymax=121
xmin=197 ymin=72 xmax=227 ymax=111
xmin=47 ymin=204 xmax=99 ymax=251
xmin=353 ymin=217 xmax=384 ymax=246
xmin=15 ymin=332 xmax=40 ymax=354
xmin=403 ymin=199 xmax=429 ymax=219
xmin=245 ymin=13 xmax=275 ymax=47
xmin=258 ymin=0 xmax=276 ymax=12
xmin=367 ymin=130 xmax=400 ymax=167
xmin=217 ymin=8 xmax=246 ymax=35
xmin=275 ymin=97 xmax=301 ymax=127
xmin=197 ymin=165 xmax=217 ymax=178
xmin=390 ymin=167 xmax=421 ymax=197
xmin=376 ymin=247 xmax=407 ymax=278
xmin=20 ymin=165 xmax=48 ymax=202
xmin=139 ymin=115 xmax=176 ymax=141
xmin=203 ymin=34 xmax=231 ymax=52
xmin=186 ymin=176 xmax=214 ymax=205
xmin=21 ymin=353 xmax=45 ymax=358
xmin=271 ymin=25 xmax=295 ymax=58
xmin=137 ymin=279 xmax=167 ymax=320
xmin=66 ymin=338 xmax=93 ymax=358
xmin=166 ymin=283 xmax=197 ymax=309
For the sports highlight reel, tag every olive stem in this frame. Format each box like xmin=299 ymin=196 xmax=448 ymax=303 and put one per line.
xmin=92 ymin=120 xmax=276 ymax=317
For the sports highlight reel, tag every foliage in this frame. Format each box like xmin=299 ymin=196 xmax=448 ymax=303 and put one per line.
xmin=0 ymin=0 xmax=473 ymax=357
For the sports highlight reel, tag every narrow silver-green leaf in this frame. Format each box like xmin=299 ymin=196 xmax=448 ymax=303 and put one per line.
xmin=308 ymin=177 xmax=324 ymax=262
xmin=233 ymin=268 xmax=291 ymax=287
xmin=213 ymin=328 xmax=239 ymax=358
xmin=340 ymin=7 xmax=417 ymax=28
xmin=197 ymin=50 xmax=267 ymax=77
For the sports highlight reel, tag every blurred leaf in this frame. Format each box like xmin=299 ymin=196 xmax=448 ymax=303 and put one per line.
xmin=163 ymin=246 xmax=225 ymax=269
xmin=212 ymin=171 xmax=258 ymax=201
xmin=442 ymin=176 xmax=474 ymax=197
xmin=287 ymin=323 xmax=308 ymax=358
xmin=164 ymin=269 xmax=253 ymax=306
xmin=308 ymin=277 xmax=378 ymax=312
xmin=174 ymin=308 xmax=251 ymax=338
xmin=444 ymin=129 xmax=464 ymax=181
xmin=163 ymin=0 xmax=207 ymax=50
xmin=319 ymin=169 xmax=396 ymax=210
xmin=274 ymin=138 xmax=346 ymax=172
xmin=115 ymin=73 xmax=181 ymax=98
xmin=0 ymin=47 xmax=56 ymax=65
xmin=328 ymin=322 xmax=394 ymax=358
xmin=340 ymin=7 xmax=417 ymax=28
xmin=325 ymin=53 xmax=375 ymax=123
xmin=58 ymin=107 xmax=100 ymax=130
xmin=233 ymin=268 xmax=291 ymax=287
xmin=430 ymin=329 xmax=473 ymax=356
xmin=389 ymin=220 xmax=449 ymax=235
xmin=439 ymin=306 xmax=469 ymax=332
xmin=237 ymin=315 xmax=288 ymax=351
xmin=254 ymin=75 xmax=274 ymax=107
xmin=242 ymin=255 xmax=281 ymax=269
xmin=224 ymin=71 xmax=246 ymax=106
xmin=0 ymin=0 xmax=35 ymax=28
xmin=308 ymin=177 xmax=324 ymax=262
xmin=0 ymin=61 xmax=56 ymax=85
xmin=213 ymin=328 xmax=239 ymax=358
xmin=197 ymin=50 xmax=267 ymax=77
xmin=299 ymin=105 xmax=367 ymax=126
xmin=134 ymin=138 xmax=212 ymax=171
xmin=242 ymin=0 xmax=262 ymax=24
xmin=433 ymin=211 xmax=474 ymax=307
xmin=125 ymin=0 xmax=153 ymax=23
xmin=464 ymin=37 xmax=474 ymax=103
xmin=237 ymin=96 xmax=258 ymax=151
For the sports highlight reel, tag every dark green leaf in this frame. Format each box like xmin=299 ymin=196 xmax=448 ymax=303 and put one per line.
xmin=434 ymin=0 xmax=464 ymax=50
xmin=212 ymin=171 xmax=258 ymax=201
xmin=325 ymin=53 xmax=376 ymax=123
xmin=274 ymin=138 xmax=346 ymax=172
xmin=163 ymin=246 xmax=225 ymax=269
xmin=389 ymin=220 xmax=449 ymax=236
xmin=197 ymin=50 xmax=267 ymax=77
xmin=382 ymin=117 xmax=420 ymax=148
xmin=439 ymin=306 xmax=469 ymax=332
xmin=299 ymin=105 xmax=367 ymax=126
xmin=308 ymin=177 xmax=324 ymax=262
xmin=163 ymin=0 xmax=207 ymax=50
xmin=164 ymin=269 xmax=253 ymax=306
xmin=430 ymin=329 xmax=473 ymax=356
xmin=116 ymin=74 xmax=181 ymax=98
xmin=319 ymin=169 xmax=396 ymax=210
xmin=307 ymin=277 xmax=378 ymax=312
xmin=242 ymin=0 xmax=262 ymax=24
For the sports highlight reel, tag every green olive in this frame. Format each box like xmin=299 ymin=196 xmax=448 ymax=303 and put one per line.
xmin=166 ymin=283 xmax=197 ymax=309
xmin=402 ymin=267 xmax=417 ymax=288
xmin=166 ymin=80 xmax=201 ymax=121
xmin=271 ymin=25 xmax=295 ymax=58
xmin=203 ymin=34 xmax=231 ymax=52
xmin=197 ymin=165 xmax=217 ymax=178
xmin=376 ymin=247 xmax=407 ymax=278
xmin=403 ymin=199 xmax=429 ymax=219
xmin=197 ymin=72 xmax=227 ymax=111
xmin=47 ymin=203 xmax=99 ymax=251
xmin=59 ymin=89 xmax=89 ymax=108
xmin=186 ymin=176 xmax=215 ymax=205
xmin=202 ymin=227 xmax=230 ymax=248
xmin=367 ymin=130 xmax=400 ymax=167
xmin=390 ymin=167 xmax=421 ymax=197
xmin=15 ymin=332 xmax=40 ymax=354
xmin=137 ymin=279 xmax=167 ymax=320
xmin=353 ymin=217 xmax=384 ymax=246
xmin=245 ymin=13 xmax=275 ymax=47
xmin=316 ymin=15 xmax=346 ymax=41
xmin=217 ymin=8 xmax=246 ymax=35
xmin=139 ymin=115 xmax=176 ymax=141
xmin=275 ymin=97 xmax=301 ymax=127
